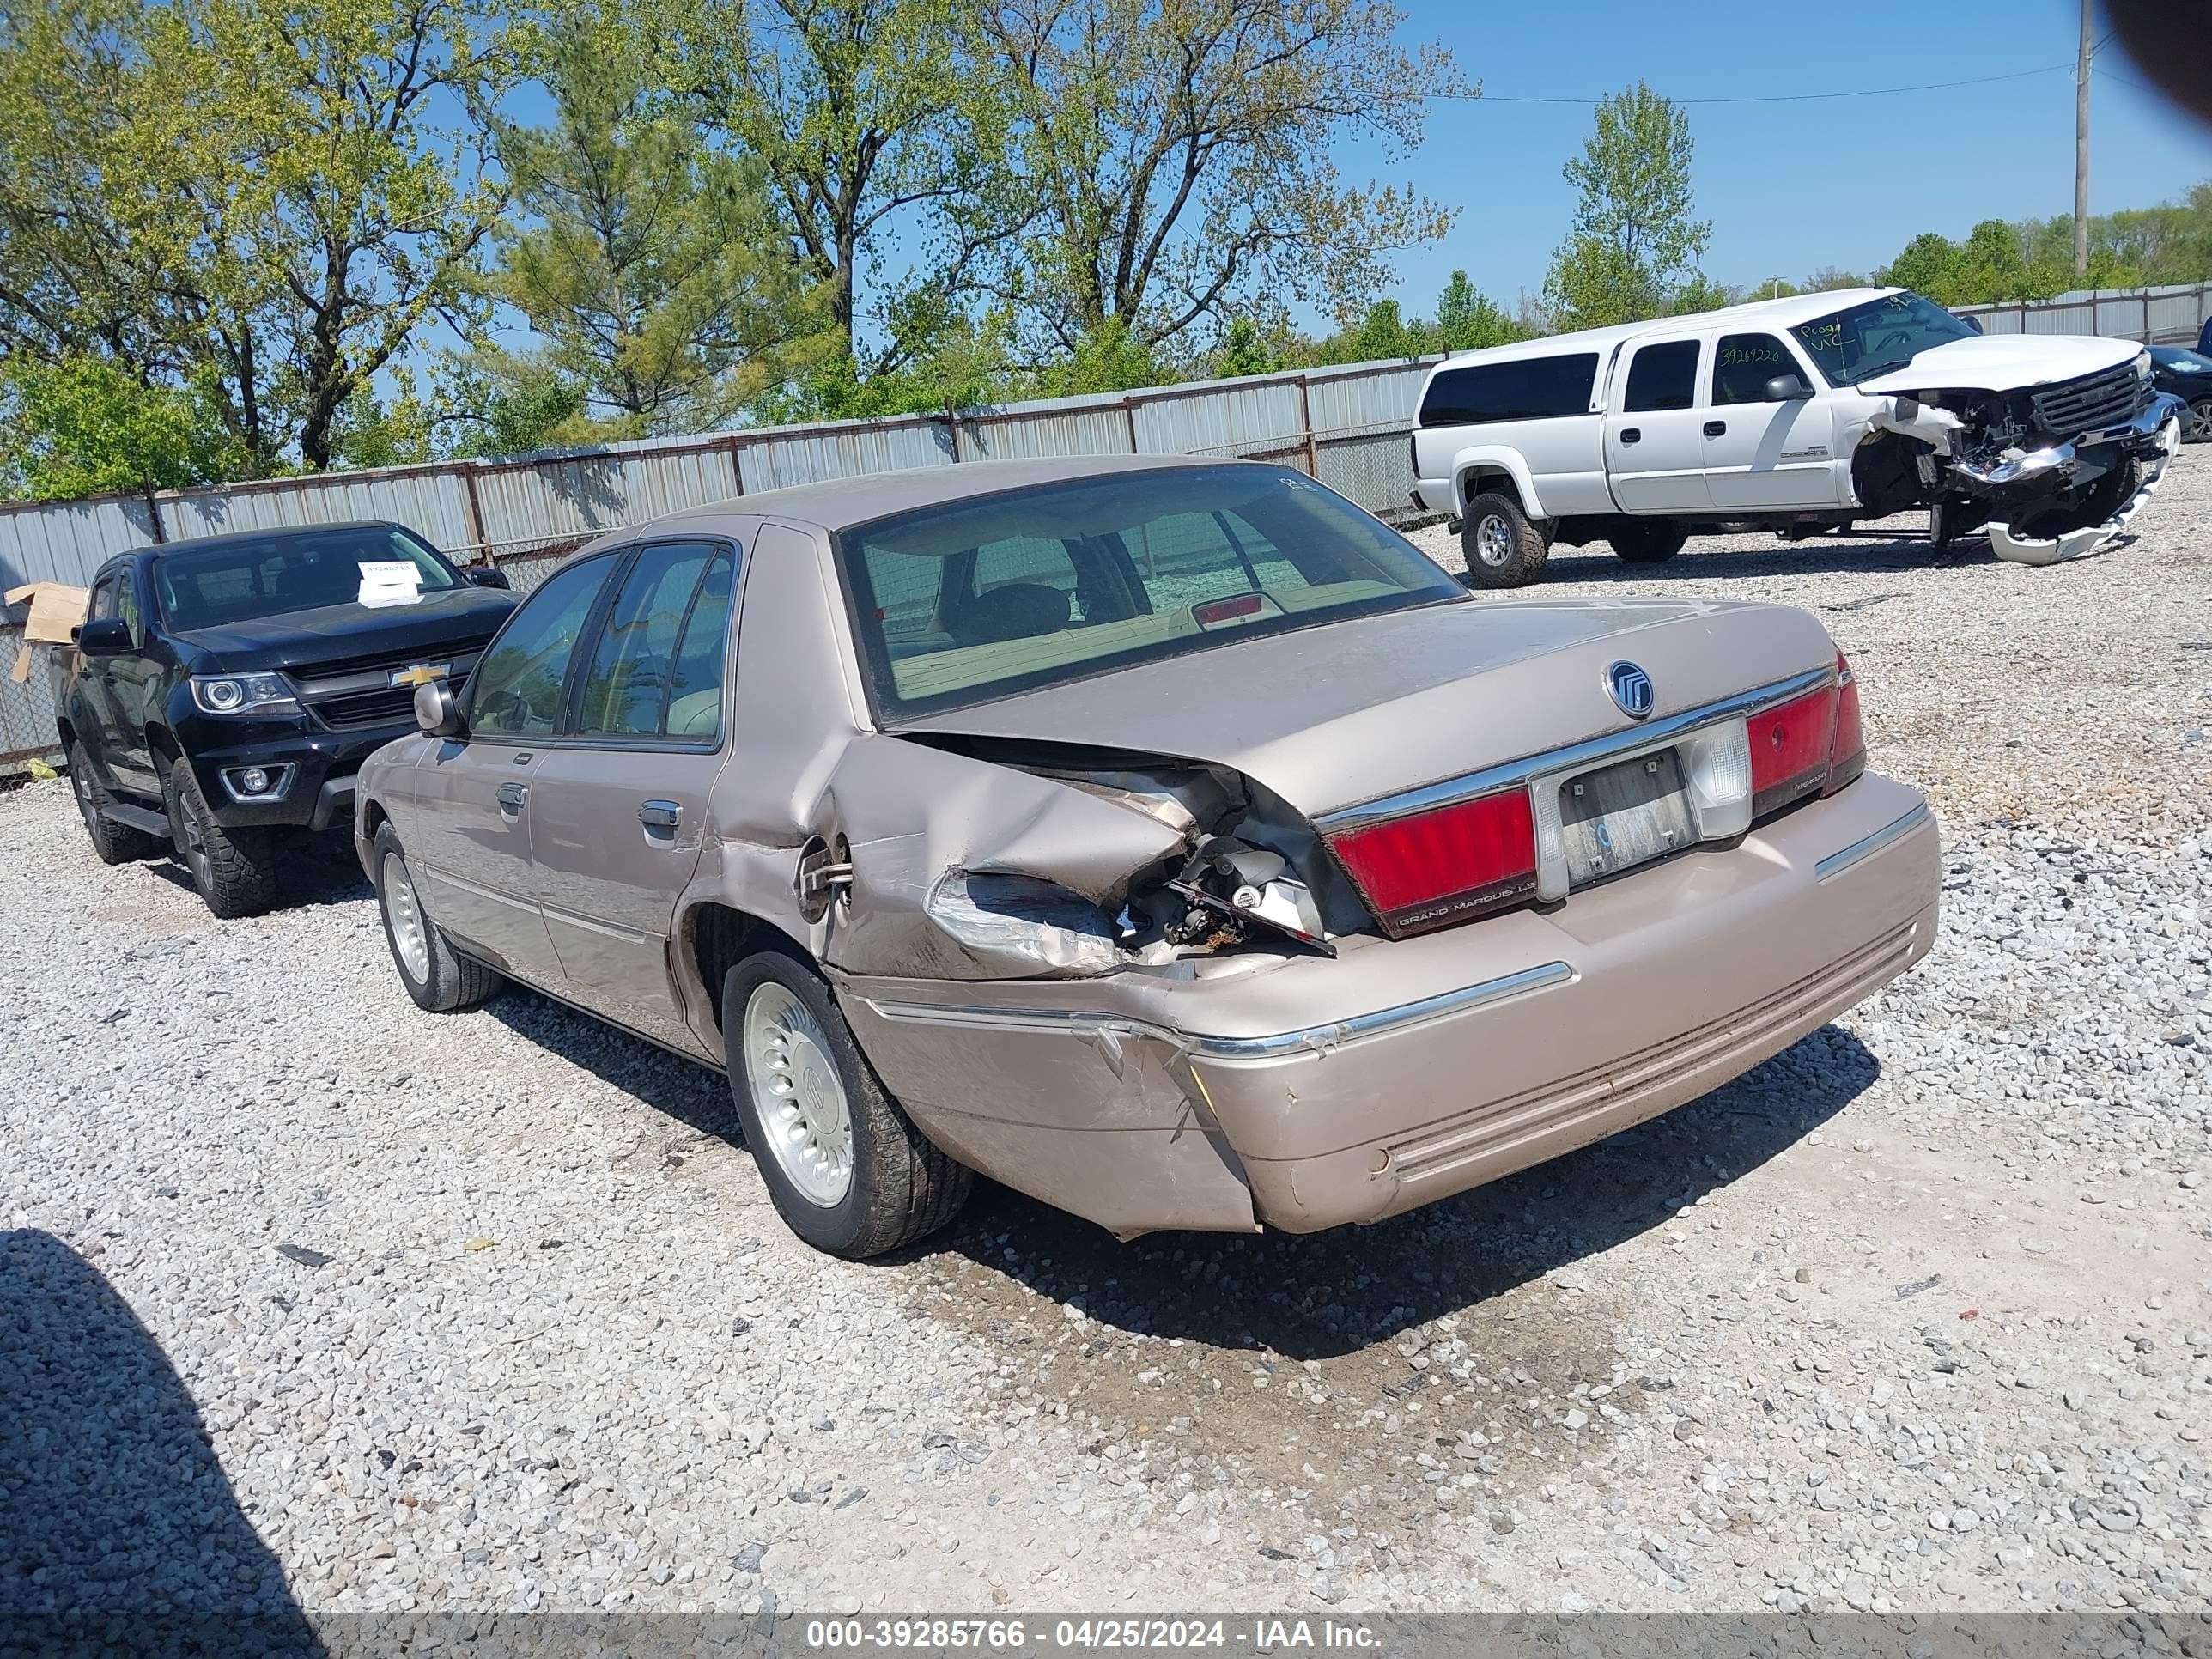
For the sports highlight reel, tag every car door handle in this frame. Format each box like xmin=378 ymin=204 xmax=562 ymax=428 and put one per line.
xmin=1619 ymin=427 xmax=1641 ymax=445
xmin=1704 ymin=420 xmax=1727 ymax=437
xmin=496 ymin=781 xmax=527 ymax=811
xmin=639 ymin=800 xmax=681 ymax=832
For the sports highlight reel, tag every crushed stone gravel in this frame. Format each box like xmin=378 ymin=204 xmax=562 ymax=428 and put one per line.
xmin=1 ymin=459 xmax=2207 ymax=1619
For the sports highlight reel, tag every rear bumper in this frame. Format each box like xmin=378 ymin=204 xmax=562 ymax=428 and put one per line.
xmin=840 ymin=772 xmax=1941 ymax=1237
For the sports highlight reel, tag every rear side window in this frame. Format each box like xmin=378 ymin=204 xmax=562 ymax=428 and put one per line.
xmin=1622 ymin=340 xmax=1701 ymax=412
xmin=1714 ymin=333 xmax=1803 ymax=404
xmin=574 ymin=541 xmax=717 ymax=738
xmin=1419 ymin=354 xmax=1598 ymax=427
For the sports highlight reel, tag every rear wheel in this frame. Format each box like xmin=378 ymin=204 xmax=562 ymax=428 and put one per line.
xmin=1458 ymin=491 xmax=1551 ymax=589
xmin=68 ymin=742 xmax=164 ymax=865
xmin=1608 ymin=520 xmax=1689 ymax=564
xmin=722 ymin=949 xmax=970 ymax=1258
xmin=372 ymin=823 xmax=502 ymax=1012
xmin=168 ymin=756 xmax=278 ymax=919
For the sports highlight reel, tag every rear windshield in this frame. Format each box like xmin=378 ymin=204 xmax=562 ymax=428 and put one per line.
xmin=155 ymin=525 xmax=460 ymax=630
xmin=838 ymin=465 xmax=1464 ymax=719
xmin=1419 ymin=353 xmax=1599 ymax=427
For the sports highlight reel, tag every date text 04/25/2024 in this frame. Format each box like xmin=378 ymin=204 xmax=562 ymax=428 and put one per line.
xmin=803 ymin=1620 xmax=1383 ymax=1652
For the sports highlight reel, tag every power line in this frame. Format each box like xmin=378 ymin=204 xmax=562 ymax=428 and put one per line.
xmin=1457 ymin=63 xmax=2069 ymax=107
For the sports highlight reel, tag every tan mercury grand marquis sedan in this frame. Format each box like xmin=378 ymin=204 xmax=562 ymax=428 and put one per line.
xmin=356 ymin=456 xmax=1939 ymax=1257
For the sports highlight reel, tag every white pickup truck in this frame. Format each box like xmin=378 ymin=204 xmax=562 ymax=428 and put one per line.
xmin=1407 ymin=287 xmax=2184 ymax=586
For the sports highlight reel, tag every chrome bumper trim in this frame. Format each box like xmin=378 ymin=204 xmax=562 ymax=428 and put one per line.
xmin=862 ymin=959 xmax=1575 ymax=1061
xmin=1814 ymin=800 xmax=1932 ymax=883
xmin=1315 ymin=665 xmax=1835 ymax=835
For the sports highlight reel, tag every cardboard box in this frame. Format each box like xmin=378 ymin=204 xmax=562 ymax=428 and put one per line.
xmin=4 ymin=580 xmax=89 ymax=683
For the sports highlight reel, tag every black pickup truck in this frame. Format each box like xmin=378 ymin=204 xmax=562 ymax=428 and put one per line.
xmin=59 ymin=520 xmax=515 ymax=917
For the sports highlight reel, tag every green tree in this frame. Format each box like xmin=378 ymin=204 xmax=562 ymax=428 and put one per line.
xmin=1036 ymin=317 xmax=1170 ymax=396
xmin=1212 ymin=316 xmax=1282 ymax=378
xmin=1883 ymin=232 xmax=1966 ymax=303
xmin=1542 ymin=82 xmax=1711 ymax=329
xmin=0 ymin=0 xmax=523 ymax=473
xmin=501 ymin=13 xmax=836 ymax=434
xmin=1431 ymin=270 xmax=1522 ymax=351
xmin=1668 ymin=273 xmax=1735 ymax=316
xmin=649 ymin=0 xmax=1004 ymax=374
xmin=976 ymin=0 xmax=1462 ymax=359
xmin=0 ymin=356 xmax=242 ymax=508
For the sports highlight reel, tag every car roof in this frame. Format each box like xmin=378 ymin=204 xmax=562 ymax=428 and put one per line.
xmin=129 ymin=520 xmax=416 ymax=561
xmin=1423 ymin=287 xmax=1905 ymax=374
xmin=642 ymin=453 xmax=1264 ymax=538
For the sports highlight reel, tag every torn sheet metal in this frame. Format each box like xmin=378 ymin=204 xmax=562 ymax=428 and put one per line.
xmin=1870 ymin=398 xmax=1966 ymax=456
xmin=1985 ymin=411 xmax=2181 ymax=567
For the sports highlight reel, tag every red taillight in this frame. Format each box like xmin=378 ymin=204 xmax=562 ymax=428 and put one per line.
xmin=1328 ymin=788 xmax=1538 ymax=938
xmin=1193 ymin=592 xmax=1263 ymax=627
xmin=1826 ymin=651 xmax=1866 ymax=793
xmin=1749 ymin=684 xmax=1838 ymax=818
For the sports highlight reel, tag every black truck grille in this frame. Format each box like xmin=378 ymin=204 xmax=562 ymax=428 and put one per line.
xmin=291 ymin=641 xmax=489 ymax=732
xmin=2029 ymin=363 xmax=2146 ymax=437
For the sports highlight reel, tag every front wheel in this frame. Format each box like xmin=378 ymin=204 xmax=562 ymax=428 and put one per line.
xmin=372 ymin=823 xmax=502 ymax=1012
xmin=2185 ymin=398 xmax=2212 ymax=443
xmin=722 ymin=951 xmax=971 ymax=1258
xmin=1458 ymin=491 xmax=1551 ymax=589
xmin=168 ymin=757 xmax=278 ymax=919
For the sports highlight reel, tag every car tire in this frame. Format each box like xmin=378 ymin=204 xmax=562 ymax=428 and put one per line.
xmin=1459 ymin=491 xmax=1551 ymax=589
xmin=167 ymin=755 xmax=278 ymax=919
xmin=1608 ymin=520 xmax=1689 ymax=564
xmin=2187 ymin=398 xmax=2212 ymax=444
xmin=721 ymin=949 xmax=971 ymax=1259
xmin=371 ymin=823 xmax=502 ymax=1012
xmin=68 ymin=743 xmax=165 ymax=866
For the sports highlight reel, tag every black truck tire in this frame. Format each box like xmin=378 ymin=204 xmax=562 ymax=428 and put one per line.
xmin=721 ymin=949 xmax=972 ymax=1259
xmin=1609 ymin=520 xmax=1690 ymax=564
xmin=168 ymin=756 xmax=279 ymax=919
xmin=1459 ymin=491 xmax=1552 ymax=589
xmin=68 ymin=742 xmax=165 ymax=865
xmin=372 ymin=822 xmax=502 ymax=1012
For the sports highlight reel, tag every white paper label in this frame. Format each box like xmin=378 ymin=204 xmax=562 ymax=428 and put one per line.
xmin=357 ymin=561 xmax=423 ymax=609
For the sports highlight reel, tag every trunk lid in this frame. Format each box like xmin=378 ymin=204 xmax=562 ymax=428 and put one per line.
xmin=1854 ymin=332 xmax=2137 ymax=394
xmin=900 ymin=595 xmax=1837 ymax=817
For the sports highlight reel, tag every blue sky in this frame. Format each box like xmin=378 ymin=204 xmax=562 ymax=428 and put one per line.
xmin=1332 ymin=0 xmax=2212 ymax=323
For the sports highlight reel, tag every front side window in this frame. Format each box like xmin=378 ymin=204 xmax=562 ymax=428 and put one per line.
xmin=575 ymin=542 xmax=732 ymax=740
xmin=841 ymin=465 xmax=1464 ymax=718
xmin=1623 ymin=340 xmax=1700 ymax=412
xmin=1712 ymin=333 xmax=1805 ymax=404
xmin=153 ymin=525 xmax=462 ymax=631
xmin=1419 ymin=354 xmax=1599 ymax=427
xmin=466 ymin=552 xmax=618 ymax=738
xmin=1791 ymin=291 xmax=1974 ymax=386
xmin=88 ymin=575 xmax=119 ymax=623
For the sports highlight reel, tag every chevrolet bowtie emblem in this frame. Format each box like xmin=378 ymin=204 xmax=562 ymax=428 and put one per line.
xmin=390 ymin=662 xmax=452 ymax=688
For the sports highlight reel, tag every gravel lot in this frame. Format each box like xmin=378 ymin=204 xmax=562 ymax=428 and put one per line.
xmin=2 ymin=455 xmax=2208 ymax=1623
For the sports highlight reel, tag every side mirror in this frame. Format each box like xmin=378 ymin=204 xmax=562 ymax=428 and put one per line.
xmin=1764 ymin=374 xmax=1813 ymax=402
xmin=414 ymin=678 xmax=465 ymax=738
xmin=1960 ymin=314 xmax=1984 ymax=335
xmin=76 ymin=617 xmax=134 ymax=656
xmin=467 ymin=566 xmax=511 ymax=591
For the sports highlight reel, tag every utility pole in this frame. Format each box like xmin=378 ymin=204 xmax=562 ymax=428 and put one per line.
xmin=2075 ymin=0 xmax=2092 ymax=281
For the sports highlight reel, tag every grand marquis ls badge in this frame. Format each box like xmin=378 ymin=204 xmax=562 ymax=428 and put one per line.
xmin=1606 ymin=660 xmax=1654 ymax=720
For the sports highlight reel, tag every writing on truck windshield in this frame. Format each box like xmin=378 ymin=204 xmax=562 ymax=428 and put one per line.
xmin=1791 ymin=292 xmax=1975 ymax=386
xmin=837 ymin=465 xmax=1465 ymax=719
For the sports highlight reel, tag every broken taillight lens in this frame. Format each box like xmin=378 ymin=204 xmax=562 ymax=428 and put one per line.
xmin=1748 ymin=683 xmax=1838 ymax=819
xmin=1328 ymin=788 xmax=1539 ymax=938
xmin=1826 ymin=650 xmax=1866 ymax=794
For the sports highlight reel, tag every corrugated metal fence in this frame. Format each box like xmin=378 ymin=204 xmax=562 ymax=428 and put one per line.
xmin=1954 ymin=282 xmax=2212 ymax=345
xmin=0 ymin=356 xmax=1442 ymax=766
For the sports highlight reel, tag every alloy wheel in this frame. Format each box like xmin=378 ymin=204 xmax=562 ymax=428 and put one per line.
xmin=1474 ymin=513 xmax=1516 ymax=568
xmin=742 ymin=982 xmax=854 ymax=1208
xmin=380 ymin=851 xmax=432 ymax=983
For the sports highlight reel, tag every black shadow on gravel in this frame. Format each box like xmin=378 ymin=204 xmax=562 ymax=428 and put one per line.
xmin=0 ymin=1230 xmax=323 ymax=1655
xmin=483 ymin=988 xmax=738 ymax=1138
xmin=131 ymin=828 xmax=369 ymax=915
xmin=933 ymin=1024 xmax=1882 ymax=1361
xmin=1536 ymin=532 xmax=1960 ymax=585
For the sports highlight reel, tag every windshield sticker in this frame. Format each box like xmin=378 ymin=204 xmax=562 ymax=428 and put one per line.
xmin=357 ymin=560 xmax=424 ymax=608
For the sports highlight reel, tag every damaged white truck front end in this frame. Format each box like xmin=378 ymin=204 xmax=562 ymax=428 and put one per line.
xmin=1852 ymin=331 xmax=2183 ymax=566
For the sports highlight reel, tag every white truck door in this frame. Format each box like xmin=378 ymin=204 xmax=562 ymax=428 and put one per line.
xmin=1604 ymin=335 xmax=1714 ymax=512
xmin=1702 ymin=331 xmax=1839 ymax=509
